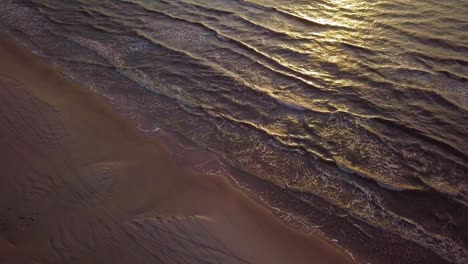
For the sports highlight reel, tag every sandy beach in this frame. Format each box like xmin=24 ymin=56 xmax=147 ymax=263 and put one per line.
xmin=0 ymin=34 xmax=354 ymax=263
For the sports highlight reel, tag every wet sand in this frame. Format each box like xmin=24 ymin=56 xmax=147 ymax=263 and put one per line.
xmin=0 ymin=34 xmax=354 ymax=263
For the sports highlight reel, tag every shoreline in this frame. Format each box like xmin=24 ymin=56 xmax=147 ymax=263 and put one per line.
xmin=1 ymin=0 xmax=466 ymax=262
xmin=1 ymin=23 xmax=454 ymax=263
xmin=0 ymin=34 xmax=354 ymax=263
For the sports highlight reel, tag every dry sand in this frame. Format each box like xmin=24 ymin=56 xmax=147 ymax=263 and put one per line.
xmin=0 ymin=34 xmax=354 ymax=264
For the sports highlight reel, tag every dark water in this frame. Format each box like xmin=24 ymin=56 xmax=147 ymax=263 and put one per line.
xmin=1 ymin=0 xmax=467 ymax=263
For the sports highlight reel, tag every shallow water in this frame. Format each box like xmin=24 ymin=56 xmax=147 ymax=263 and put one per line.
xmin=1 ymin=0 xmax=467 ymax=263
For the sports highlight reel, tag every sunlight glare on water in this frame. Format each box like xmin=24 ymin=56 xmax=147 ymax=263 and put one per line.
xmin=2 ymin=0 xmax=467 ymax=262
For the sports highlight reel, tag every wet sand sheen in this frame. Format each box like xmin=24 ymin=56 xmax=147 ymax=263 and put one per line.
xmin=0 ymin=35 xmax=353 ymax=263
